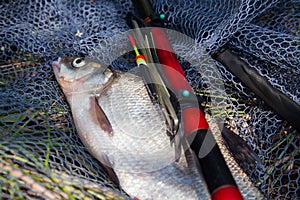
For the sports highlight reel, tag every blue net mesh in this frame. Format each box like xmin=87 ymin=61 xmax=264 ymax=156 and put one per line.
xmin=0 ymin=0 xmax=299 ymax=199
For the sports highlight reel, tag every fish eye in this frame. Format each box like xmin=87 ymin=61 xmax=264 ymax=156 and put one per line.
xmin=72 ymin=57 xmax=86 ymax=68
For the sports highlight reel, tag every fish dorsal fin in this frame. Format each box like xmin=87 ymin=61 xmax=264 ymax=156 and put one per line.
xmin=89 ymin=96 xmax=113 ymax=135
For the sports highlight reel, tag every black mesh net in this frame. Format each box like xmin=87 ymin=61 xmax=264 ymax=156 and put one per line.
xmin=0 ymin=0 xmax=299 ymax=199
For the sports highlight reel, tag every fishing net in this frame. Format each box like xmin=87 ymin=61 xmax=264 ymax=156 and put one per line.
xmin=0 ymin=0 xmax=299 ymax=199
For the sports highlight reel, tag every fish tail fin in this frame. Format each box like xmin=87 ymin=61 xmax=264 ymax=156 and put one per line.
xmin=221 ymin=127 xmax=264 ymax=171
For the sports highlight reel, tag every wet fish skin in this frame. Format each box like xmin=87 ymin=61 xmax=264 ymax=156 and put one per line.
xmin=52 ymin=57 xmax=208 ymax=200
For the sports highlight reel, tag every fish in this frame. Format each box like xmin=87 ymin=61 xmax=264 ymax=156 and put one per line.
xmin=52 ymin=56 xmax=209 ymax=200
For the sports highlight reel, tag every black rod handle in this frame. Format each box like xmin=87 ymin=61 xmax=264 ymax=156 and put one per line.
xmin=132 ymin=0 xmax=155 ymax=20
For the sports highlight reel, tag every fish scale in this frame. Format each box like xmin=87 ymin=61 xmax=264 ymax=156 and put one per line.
xmin=96 ymin=72 xmax=210 ymax=200
xmin=98 ymin=72 xmax=175 ymax=171
xmin=100 ymin=73 xmax=166 ymax=139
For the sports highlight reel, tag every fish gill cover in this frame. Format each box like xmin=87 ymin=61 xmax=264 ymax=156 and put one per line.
xmin=0 ymin=0 xmax=299 ymax=199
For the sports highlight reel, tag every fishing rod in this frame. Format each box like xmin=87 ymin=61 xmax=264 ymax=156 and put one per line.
xmin=212 ymin=47 xmax=300 ymax=132
xmin=130 ymin=0 xmax=300 ymax=132
xmin=128 ymin=0 xmax=244 ymax=199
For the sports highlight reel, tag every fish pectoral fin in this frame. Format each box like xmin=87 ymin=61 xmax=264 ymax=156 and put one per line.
xmin=105 ymin=165 xmax=120 ymax=188
xmin=101 ymin=154 xmax=120 ymax=188
xmin=89 ymin=96 xmax=113 ymax=135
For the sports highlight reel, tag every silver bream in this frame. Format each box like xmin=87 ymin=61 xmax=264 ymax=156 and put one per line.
xmin=52 ymin=57 xmax=264 ymax=200
xmin=52 ymin=57 xmax=209 ymax=199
